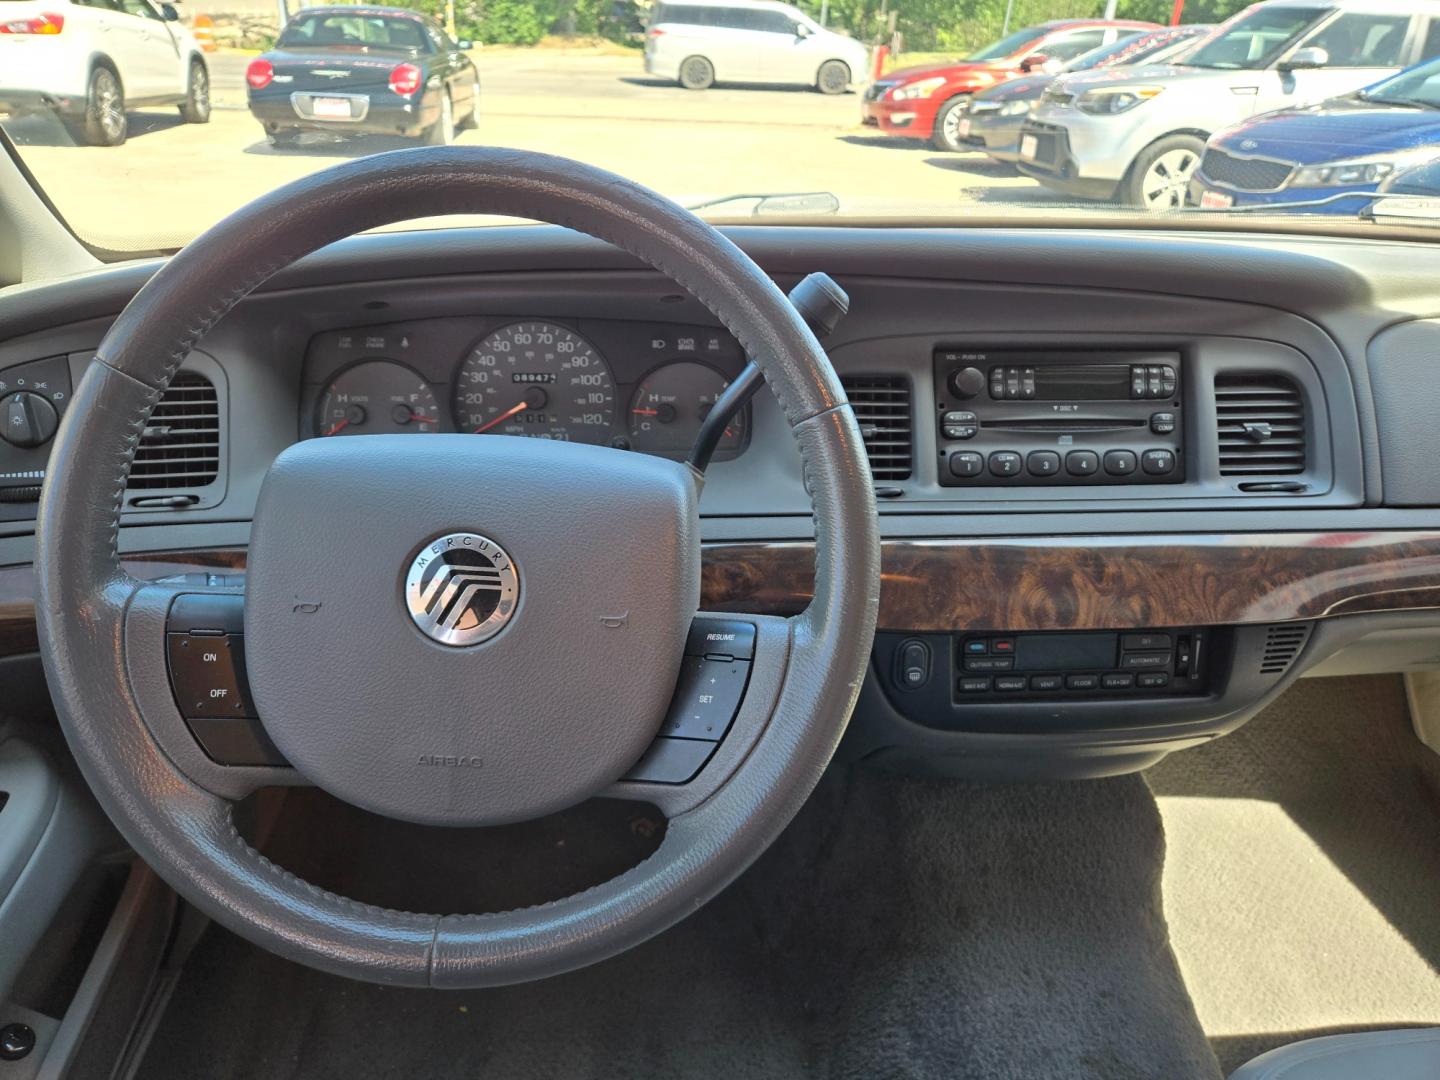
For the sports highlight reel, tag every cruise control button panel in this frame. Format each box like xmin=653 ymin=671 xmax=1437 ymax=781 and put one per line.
xmin=166 ymin=593 xmax=286 ymax=767
xmin=624 ymin=617 xmax=756 ymax=785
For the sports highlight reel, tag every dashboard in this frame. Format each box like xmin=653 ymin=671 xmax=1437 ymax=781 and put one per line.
xmin=5 ymin=224 xmax=1440 ymax=781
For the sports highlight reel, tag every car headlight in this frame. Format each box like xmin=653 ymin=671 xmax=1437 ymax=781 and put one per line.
xmin=1075 ymin=85 xmax=1164 ymax=115
xmin=1291 ymin=148 xmax=1440 ymax=188
xmin=999 ymin=99 xmax=1034 ymax=117
xmin=889 ymin=76 xmax=947 ymax=101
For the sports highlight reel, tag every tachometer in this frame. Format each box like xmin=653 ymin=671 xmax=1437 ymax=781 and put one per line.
xmin=453 ymin=321 xmax=615 ymax=444
xmin=627 ymin=361 xmax=747 ymax=459
xmin=316 ymin=360 xmax=441 ymax=437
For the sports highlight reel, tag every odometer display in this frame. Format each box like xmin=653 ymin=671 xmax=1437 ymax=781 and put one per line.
xmin=453 ymin=322 xmax=615 ymax=443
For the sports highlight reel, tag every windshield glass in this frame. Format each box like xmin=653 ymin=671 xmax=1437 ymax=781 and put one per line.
xmin=2 ymin=0 xmax=1437 ymax=256
xmin=1363 ymin=59 xmax=1440 ymax=109
xmin=1182 ymin=5 xmax=1325 ymax=70
xmin=967 ymin=26 xmax=1047 ymax=62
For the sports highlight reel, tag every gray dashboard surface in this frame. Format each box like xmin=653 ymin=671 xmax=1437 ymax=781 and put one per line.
xmin=2 ymin=224 xmax=1440 ymax=553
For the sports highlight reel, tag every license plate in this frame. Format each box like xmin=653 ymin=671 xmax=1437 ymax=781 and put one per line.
xmin=1199 ymin=190 xmax=1234 ymax=210
xmin=957 ymin=117 xmax=971 ymax=138
xmin=312 ymin=97 xmax=352 ymax=119
xmin=1020 ymin=134 xmax=1038 ymax=160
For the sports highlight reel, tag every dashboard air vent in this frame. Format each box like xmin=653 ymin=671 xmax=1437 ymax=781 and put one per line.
xmin=1215 ymin=373 xmax=1305 ymax=476
xmin=841 ymin=375 xmax=912 ymax=481
xmin=1260 ymin=623 xmax=1311 ymax=675
xmin=129 ymin=370 xmax=220 ymax=491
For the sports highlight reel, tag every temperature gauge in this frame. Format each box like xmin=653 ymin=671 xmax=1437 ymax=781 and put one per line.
xmin=627 ymin=361 xmax=747 ymax=460
xmin=316 ymin=360 xmax=442 ymax=437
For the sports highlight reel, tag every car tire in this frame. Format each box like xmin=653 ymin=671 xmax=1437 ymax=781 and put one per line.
xmin=678 ymin=55 xmax=714 ymax=90
xmin=930 ymin=95 xmax=971 ymax=153
xmin=1121 ymin=133 xmax=1206 ymax=211
xmin=178 ymin=59 xmax=210 ymax=124
xmin=456 ymin=76 xmax=480 ymax=131
xmin=68 ymin=65 xmax=126 ymax=147
xmin=423 ymin=91 xmax=455 ymax=146
xmin=815 ymin=59 xmax=849 ymax=95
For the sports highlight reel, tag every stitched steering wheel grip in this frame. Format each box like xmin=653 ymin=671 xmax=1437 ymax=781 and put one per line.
xmin=34 ymin=147 xmax=879 ymax=987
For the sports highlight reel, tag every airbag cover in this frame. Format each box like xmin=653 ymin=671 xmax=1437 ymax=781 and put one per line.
xmin=243 ymin=434 xmax=699 ymax=826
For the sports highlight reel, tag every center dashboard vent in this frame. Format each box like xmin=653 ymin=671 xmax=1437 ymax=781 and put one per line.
xmin=1215 ymin=373 xmax=1305 ymax=476
xmin=841 ymin=375 xmax=912 ymax=482
xmin=128 ymin=370 xmax=220 ymax=491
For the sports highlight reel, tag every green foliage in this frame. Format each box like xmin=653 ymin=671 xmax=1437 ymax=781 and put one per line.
xmin=791 ymin=0 xmax=1251 ymax=55
xmin=405 ymin=0 xmax=1251 ymax=54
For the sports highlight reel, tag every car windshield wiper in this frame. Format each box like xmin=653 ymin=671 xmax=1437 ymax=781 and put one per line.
xmin=687 ymin=191 xmax=841 ymax=217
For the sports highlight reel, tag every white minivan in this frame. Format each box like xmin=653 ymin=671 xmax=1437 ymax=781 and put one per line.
xmin=0 ymin=0 xmax=210 ymax=146
xmin=644 ymin=0 xmax=869 ymax=93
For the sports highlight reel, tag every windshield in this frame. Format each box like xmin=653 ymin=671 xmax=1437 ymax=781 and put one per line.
xmin=1182 ymin=5 xmax=1325 ymax=70
xmin=1363 ymin=59 xmax=1440 ymax=110
xmin=967 ymin=26 xmax=1048 ymax=62
xmin=1 ymin=0 xmax=1436 ymax=256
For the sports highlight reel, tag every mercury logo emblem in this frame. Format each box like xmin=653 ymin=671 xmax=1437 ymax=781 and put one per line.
xmin=405 ymin=532 xmax=519 ymax=646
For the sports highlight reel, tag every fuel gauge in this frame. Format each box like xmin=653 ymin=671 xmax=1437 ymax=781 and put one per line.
xmin=627 ymin=361 xmax=747 ymax=460
xmin=316 ymin=360 xmax=442 ymax=437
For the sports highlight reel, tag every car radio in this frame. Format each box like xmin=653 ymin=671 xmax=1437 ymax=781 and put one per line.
xmin=933 ymin=348 xmax=1184 ymax=487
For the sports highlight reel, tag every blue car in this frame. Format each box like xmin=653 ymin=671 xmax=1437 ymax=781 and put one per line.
xmin=1191 ymin=56 xmax=1440 ymax=216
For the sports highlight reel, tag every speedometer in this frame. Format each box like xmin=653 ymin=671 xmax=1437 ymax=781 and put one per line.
xmin=453 ymin=321 xmax=616 ymax=444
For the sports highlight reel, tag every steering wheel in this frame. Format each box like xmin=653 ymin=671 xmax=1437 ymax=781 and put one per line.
xmin=34 ymin=148 xmax=879 ymax=988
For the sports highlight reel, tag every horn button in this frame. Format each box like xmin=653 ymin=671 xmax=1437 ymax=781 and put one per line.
xmin=243 ymin=434 xmax=700 ymax=826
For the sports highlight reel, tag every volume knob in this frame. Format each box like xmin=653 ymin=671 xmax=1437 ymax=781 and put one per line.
xmin=948 ymin=366 xmax=986 ymax=401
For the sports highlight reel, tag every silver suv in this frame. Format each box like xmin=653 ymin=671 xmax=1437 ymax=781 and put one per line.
xmin=1017 ymin=0 xmax=1440 ymax=209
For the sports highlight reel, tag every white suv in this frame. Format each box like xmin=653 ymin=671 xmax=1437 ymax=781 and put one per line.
xmin=0 ymin=0 xmax=210 ymax=146
xmin=644 ymin=0 xmax=869 ymax=94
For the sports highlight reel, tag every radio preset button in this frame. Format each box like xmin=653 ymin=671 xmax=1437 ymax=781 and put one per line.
xmin=1103 ymin=449 xmax=1138 ymax=476
xmin=949 ymin=450 xmax=984 ymax=478
xmin=1141 ymin=448 xmax=1177 ymax=475
xmin=1026 ymin=450 xmax=1060 ymax=477
xmin=1150 ymin=411 xmax=1176 ymax=435
xmin=988 ymin=451 xmax=1022 ymax=477
xmin=1065 ymin=450 xmax=1099 ymax=476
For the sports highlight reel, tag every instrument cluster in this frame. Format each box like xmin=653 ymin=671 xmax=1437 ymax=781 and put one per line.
xmin=301 ymin=316 xmax=751 ymax=461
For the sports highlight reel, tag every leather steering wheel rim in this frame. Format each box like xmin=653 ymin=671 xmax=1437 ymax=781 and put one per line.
xmin=34 ymin=147 xmax=879 ymax=988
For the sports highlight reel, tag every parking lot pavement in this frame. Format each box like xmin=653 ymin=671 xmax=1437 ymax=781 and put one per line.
xmin=3 ymin=49 xmax=1056 ymax=250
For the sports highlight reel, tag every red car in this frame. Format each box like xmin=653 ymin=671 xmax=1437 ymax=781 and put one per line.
xmin=862 ymin=19 xmax=1160 ymax=152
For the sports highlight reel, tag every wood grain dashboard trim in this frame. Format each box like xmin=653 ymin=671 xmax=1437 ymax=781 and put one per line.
xmin=4 ymin=532 xmax=1440 ymax=657
xmin=699 ymin=531 xmax=1440 ymax=631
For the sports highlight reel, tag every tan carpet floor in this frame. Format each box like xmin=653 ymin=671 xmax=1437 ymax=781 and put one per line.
xmin=1147 ymin=674 xmax=1440 ymax=1075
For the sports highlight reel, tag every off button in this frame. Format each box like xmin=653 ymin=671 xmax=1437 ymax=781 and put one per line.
xmin=166 ymin=633 xmax=257 ymax=719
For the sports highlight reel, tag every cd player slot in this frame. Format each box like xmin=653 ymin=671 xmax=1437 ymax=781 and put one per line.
xmin=984 ymin=418 xmax=1144 ymax=433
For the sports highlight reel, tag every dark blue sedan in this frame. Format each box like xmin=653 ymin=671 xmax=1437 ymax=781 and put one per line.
xmin=1190 ymin=56 xmax=1440 ymax=216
